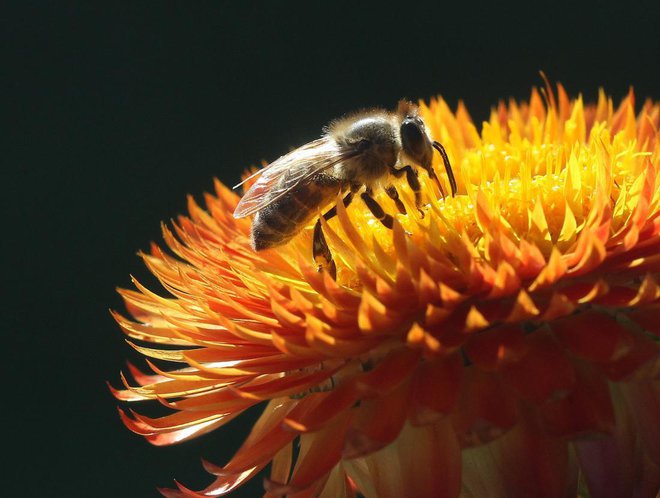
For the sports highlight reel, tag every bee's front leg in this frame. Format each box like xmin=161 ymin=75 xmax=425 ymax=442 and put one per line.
xmin=390 ymin=165 xmax=424 ymax=217
xmin=384 ymin=185 xmax=407 ymax=215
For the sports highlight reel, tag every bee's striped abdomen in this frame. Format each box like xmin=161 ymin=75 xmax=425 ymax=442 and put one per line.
xmin=250 ymin=178 xmax=340 ymax=251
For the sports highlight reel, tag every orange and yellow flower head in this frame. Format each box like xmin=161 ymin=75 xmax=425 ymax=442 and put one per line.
xmin=112 ymin=83 xmax=660 ymax=497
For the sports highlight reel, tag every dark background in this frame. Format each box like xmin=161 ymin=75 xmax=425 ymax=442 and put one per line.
xmin=5 ymin=2 xmax=659 ymax=497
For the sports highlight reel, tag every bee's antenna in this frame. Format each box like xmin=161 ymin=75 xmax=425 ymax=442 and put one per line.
xmin=432 ymin=141 xmax=457 ymax=197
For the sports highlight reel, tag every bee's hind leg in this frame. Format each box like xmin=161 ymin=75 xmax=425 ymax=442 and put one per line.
xmin=312 ymin=191 xmax=354 ymax=280
xmin=313 ymin=219 xmax=336 ymax=280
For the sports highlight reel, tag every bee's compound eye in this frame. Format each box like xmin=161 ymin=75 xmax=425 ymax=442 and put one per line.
xmin=401 ymin=118 xmax=431 ymax=164
xmin=401 ymin=119 xmax=423 ymax=142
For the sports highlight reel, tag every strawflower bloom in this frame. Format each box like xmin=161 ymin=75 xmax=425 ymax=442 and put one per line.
xmin=112 ymin=83 xmax=660 ymax=497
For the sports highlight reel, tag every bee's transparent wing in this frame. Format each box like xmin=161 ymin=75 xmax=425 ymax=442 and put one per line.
xmin=233 ymin=138 xmax=354 ymax=218
xmin=232 ymin=168 xmax=264 ymax=190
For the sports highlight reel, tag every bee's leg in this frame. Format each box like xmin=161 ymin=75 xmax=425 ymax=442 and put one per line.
xmin=312 ymin=191 xmax=354 ymax=280
xmin=384 ymin=185 xmax=407 ymax=215
xmin=432 ymin=141 xmax=457 ymax=197
xmin=313 ymin=219 xmax=336 ymax=280
xmin=321 ymin=192 xmax=354 ymax=222
xmin=390 ymin=165 xmax=424 ymax=216
xmin=361 ymin=189 xmax=394 ymax=230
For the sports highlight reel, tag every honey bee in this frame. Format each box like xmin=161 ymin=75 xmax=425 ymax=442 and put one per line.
xmin=233 ymin=100 xmax=457 ymax=279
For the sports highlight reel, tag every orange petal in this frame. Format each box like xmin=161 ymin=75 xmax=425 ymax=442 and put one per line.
xmin=265 ymin=412 xmax=352 ymax=494
xmin=538 ymin=360 xmax=615 ymax=438
xmin=452 ymin=367 xmax=519 ymax=446
xmin=410 ymin=352 xmax=463 ymax=425
xmin=283 ymin=384 xmax=358 ymax=434
xmin=502 ymin=329 xmax=576 ymax=404
xmin=573 ymin=385 xmax=641 ymax=498
xmin=343 ymin=380 xmax=411 ymax=459
xmin=461 ymin=409 xmax=577 ymax=498
xmin=552 ymin=309 xmax=627 ymax=362
xmin=464 ymin=323 xmax=528 ymax=371
xmin=344 ymin=419 xmax=461 ymax=498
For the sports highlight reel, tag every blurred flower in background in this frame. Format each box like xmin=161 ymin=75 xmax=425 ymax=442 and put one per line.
xmin=111 ymin=83 xmax=659 ymax=497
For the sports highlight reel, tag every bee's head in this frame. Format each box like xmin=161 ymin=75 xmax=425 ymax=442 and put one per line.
xmin=398 ymin=101 xmax=433 ymax=169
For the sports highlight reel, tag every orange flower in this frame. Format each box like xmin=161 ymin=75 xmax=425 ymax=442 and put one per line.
xmin=111 ymin=83 xmax=660 ymax=497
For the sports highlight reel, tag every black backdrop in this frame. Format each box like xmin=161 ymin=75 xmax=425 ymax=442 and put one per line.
xmin=6 ymin=2 xmax=659 ymax=497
